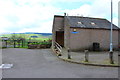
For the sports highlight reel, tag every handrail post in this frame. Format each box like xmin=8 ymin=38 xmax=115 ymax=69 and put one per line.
xmin=54 ymin=42 xmax=63 ymax=56
xmin=53 ymin=42 xmax=55 ymax=49
xmin=84 ymin=50 xmax=89 ymax=62
xmin=109 ymin=51 xmax=114 ymax=64
xmin=68 ymin=48 xmax=71 ymax=59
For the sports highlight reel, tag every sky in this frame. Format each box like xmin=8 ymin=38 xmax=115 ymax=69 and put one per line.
xmin=0 ymin=0 xmax=119 ymax=34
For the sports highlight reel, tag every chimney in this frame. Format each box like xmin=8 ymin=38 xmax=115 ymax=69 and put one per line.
xmin=64 ymin=13 xmax=66 ymax=16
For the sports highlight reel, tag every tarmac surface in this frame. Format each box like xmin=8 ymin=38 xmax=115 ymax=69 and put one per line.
xmin=2 ymin=48 xmax=119 ymax=78
xmin=58 ymin=48 xmax=119 ymax=66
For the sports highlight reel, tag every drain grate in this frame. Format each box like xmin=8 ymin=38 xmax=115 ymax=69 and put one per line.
xmin=0 ymin=64 xmax=13 ymax=69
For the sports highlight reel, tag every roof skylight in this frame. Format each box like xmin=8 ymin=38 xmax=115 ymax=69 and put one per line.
xmin=91 ymin=22 xmax=96 ymax=25
xmin=78 ymin=22 xmax=82 ymax=24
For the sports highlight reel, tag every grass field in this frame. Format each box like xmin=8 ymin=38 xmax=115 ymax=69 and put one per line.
xmin=1 ymin=33 xmax=52 ymax=41
xmin=1 ymin=33 xmax=52 ymax=48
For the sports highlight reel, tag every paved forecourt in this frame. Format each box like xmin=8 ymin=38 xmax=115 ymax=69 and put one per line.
xmin=2 ymin=48 xmax=118 ymax=78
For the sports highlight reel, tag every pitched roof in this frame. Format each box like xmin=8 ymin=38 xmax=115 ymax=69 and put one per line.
xmin=65 ymin=16 xmax=119 ymax=30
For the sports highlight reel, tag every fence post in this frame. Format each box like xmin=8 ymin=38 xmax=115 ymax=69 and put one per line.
xmin=68 ymin=48 xmax=71 ymax=59
xmin=22 ymin=40 xmax=24 ymax=47
xmin=5 ymin=40 xmax=7 ymax=48
xmin=109 ymin=51 xmax=114 ymax=64
xmin=18 ymin=41 xmax=20 ymax=48
xmin=84 ymin=50 xmax=89 ymax=62
xmin=14 ymin=40 xmax=16 ymax=48
xmin=28 ymin=42 xmax=29 ymax=45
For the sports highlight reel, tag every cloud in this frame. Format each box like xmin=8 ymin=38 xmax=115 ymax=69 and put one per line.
xmin=63 ymin=0 xmax=119 ymax=26
xmin=0 ymin=0 xmax=119 ymax=34
xmin=50 ymin=0 xmax=96 ymax=3
xmin=63 ymin=4 xmax=91 ymax=16
xmin=17 ymin=21 xmax=53 ymax=33
xmin=0 ymin=0 xmax=60 ymax=33
xmin=113 ymin=18 xmax=118 ymax=26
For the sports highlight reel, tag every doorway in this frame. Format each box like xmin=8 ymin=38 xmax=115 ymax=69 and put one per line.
xmin=56 ymin=31 xmax=64 ymax=47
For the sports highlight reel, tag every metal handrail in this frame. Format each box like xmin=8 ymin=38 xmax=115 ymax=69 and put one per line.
xmin=55 ymin=42 xmax=62 ymax=49
xmin=54 ymin=42 xmax=63 ymax=53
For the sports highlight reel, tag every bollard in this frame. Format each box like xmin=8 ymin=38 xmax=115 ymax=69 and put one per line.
xmin=68 ymin=48 xmax=71 ymax=59
xmin=84 ymin=50 xmax=89 ymax=62
xmin=109 ymin=51 xmax=114 ymax=64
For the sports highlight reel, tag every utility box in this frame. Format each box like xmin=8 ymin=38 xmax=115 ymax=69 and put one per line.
xmin=93 ymin=42 xmax=100 ymax=51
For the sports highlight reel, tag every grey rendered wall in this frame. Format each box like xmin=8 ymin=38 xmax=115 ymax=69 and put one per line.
xmin=52 ymin=16 xmax=64 ymax=47
xmin=118 ymin=1 xmax=120 ymax=50
xmin=119 ymin=29 xmax=120 ymax=46
xmin=64 ymin=17 xmax=71 ymax=50
xmin=0 ymin=38 xmax=2 ymax=79
xmin=69 ymin=28 xmax=119 ymax=51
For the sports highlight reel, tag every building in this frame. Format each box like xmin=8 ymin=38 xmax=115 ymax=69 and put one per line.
xmin=52 ymin=15 xmax=120 ymax=51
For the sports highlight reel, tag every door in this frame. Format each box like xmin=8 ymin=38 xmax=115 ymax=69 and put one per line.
xmin=56 ymin=31 xmax=64 ymax=47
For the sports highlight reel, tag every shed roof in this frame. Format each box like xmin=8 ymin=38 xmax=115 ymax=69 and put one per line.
xmin=65 ymin=16 xmax=119 ymax=30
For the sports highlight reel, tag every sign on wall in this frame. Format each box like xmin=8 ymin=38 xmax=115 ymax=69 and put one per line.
xmin=71 ymin=31 xmax=79 ymax=34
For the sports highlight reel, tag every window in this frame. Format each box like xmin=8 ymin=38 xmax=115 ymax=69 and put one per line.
xmin=91 ymin=22 xmax=96 ymax=25
xmin=78 ymin=22 xmax=82 ymax=24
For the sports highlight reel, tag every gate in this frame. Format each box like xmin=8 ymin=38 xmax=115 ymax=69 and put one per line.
xmin=1 ymin=37 xmax=25 ymax=48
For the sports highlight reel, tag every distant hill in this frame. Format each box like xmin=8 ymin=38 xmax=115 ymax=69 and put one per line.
xmin=0 ymin=32 xmax=52 ymax=38
xmin=34 ymin=33 xmax=52 ymax=36
xmin=10 ymin=32 xmax=52 ymax=36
